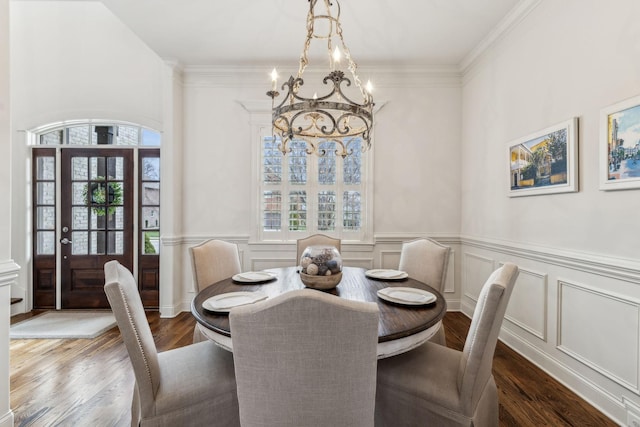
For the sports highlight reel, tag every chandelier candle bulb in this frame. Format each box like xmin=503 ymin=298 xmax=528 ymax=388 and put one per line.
xmin=333 ymin=46 xmax=341 ymax=68
xmin=366 ymin=80 xmax=373 ymax=94
xmin=270 ymin=68 xmax=278 ymax=91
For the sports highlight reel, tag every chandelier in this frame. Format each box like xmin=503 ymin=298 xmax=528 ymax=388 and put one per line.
xmin=267 ymin=0 xmax=374 ymax=158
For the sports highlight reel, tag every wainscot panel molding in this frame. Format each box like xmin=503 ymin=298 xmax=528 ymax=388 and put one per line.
xmin=558 ymin=280 xmax=640 ymax=393
xmin=462 ymin=252 xmax=495 ymax=302
xmin=459 ymin=236 xmax=640 ymax=424
xmin=503 ymin=265 xmax=547 ymax=342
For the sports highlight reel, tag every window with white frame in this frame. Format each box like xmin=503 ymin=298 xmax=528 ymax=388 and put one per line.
xmin=258 ymin=127 xmax=370 ymax=242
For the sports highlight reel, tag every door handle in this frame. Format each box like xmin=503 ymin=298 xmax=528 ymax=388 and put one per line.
xmin=60 ymin=237 xmax=72 ymax=245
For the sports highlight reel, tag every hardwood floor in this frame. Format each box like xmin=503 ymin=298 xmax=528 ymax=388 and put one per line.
xmin=10 ymin=311 xmax=615 ymax=426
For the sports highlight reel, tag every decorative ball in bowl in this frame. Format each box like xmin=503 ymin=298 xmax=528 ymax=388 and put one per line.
xmin=299 ymin=245 xmax=343 ymax=290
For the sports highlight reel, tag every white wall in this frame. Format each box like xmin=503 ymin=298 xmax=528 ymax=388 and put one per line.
xmin=180 ymin=71 xmax=462 ymax=237
xmin=460 ymin=0 xmax=640 ymax=423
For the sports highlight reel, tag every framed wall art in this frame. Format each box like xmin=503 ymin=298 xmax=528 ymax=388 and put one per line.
xmin=600 ymin=95 xmax=640 ymax=191
xmin=508 ymin=117 xmax=578 ymax=197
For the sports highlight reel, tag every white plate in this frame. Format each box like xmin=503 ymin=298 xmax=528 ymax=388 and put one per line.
xmin=377 ymin=287 xmax=436 ymax=306
xmin=232 ymin=271 xmax=277 ymax=283
xmin=365 ymin=269 xmax=408 ymax=280
xmin=203 ymin=291 xmax=268 ymax=312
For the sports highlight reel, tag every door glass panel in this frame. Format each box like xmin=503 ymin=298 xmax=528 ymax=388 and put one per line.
xmin=142 ymin=158 xmax=160 ymax=180
xmin=72 ymin=183 xmax=86 ymax=204
xmin=90 ymin=231 xmax=106 ymax=255
xmin=91 ymin=212 xmax=106 ymax=230
xmin=40 ymin=130 xmax=63 ymax=146
xmin=37 ymin=231 xmax=55 ymax=255
xmin=107 ymin=231 xmax=124 ymax=255
xmin=107 ymin=207 xmax=124 ymax=229
xmin=115 ymin=126 xmax=139 ymax=146
xmin=142 ymin=182 xmax=159 ymax=205
xmin=37 ymin=157 xmax=55 ymax=180
xmin=72 ymin=207 xmax=89 ymax=229
xmin=143 ymin=231 xmax=159 ymax=254
xmin=142 ymin=207 xmax=159 ymax=229
xmin=141 ymin=129 xmax=161 ymax=146
xmin=90 ymin=157 xmax=106 ymax=179
xmin=72 ymin=231 xmax=88 ymax=255
xmin=72 ymin=157 xmax=88 ymax=180
xmin=68 ymin=126 xmax=92 ymax=145
xmin=107 ymin=157 xmax=124 ymax=180
xmin=37 ymin=207 xmax=55 ymax=229
xmin=107 ymin=182 xmax=124 ymax=206
xmin=37 ymin=182 xmax=55 ymax=205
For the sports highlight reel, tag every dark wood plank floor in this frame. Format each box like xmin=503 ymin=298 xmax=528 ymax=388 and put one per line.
xmin=9 ymin=311 xmax=615 ymax=426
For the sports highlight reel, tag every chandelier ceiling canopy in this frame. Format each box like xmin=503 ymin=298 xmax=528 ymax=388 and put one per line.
xmin=267 ymin=0 xmax=374 ymax=158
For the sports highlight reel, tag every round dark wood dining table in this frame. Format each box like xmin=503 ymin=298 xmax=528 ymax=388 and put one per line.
xmin=191 ymin=266 xmax=447 ymax=359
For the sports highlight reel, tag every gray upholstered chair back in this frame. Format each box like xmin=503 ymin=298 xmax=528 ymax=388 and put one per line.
xmin=104 ymin=260 xmax=160 ymax=418
xmin=229 ymin=289 xmax=379 ymax=427
xmin=457 ymin=262 xmax=519 ymax=414
xmin=189 ymin=239 xmax=241 ymax=292
xmin=398 ymin=238 xmax=450 ymax=292
xmin=296 ymin=234 xmax=341 ymax=263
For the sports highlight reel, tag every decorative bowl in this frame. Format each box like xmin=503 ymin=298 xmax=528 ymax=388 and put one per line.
xmin=300 ymin=271 xmax=343 ymax=290
xmin=299 ymin=245 xmax=343 ymax=289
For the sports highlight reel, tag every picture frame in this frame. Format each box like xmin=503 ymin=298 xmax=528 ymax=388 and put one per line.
xmin=508 ymin=117 xmax=578 ymax=197
xmin=600 ymin=95 xmax=640 ymax=191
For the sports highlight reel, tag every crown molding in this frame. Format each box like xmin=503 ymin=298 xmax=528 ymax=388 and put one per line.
xmin=182 ymin=65 xmax=461 ymax=89
xmin=459 ymin=0 xmax=542 ymax=77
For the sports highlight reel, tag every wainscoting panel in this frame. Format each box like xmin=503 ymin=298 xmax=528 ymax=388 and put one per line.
xmin=460 ymin=235 xmax=640 ymax=423
xmin=380 ymin=250 xmax=400 ymax=270
xmin=444 ymin=249 xmax=455 ymax=293
xmin=463 ymin=252 xmax=495 ymax=301
xmin=504 ymin=267 xmax=547 ymax=341
xmin=558 ymin=280 xmax=640 ymax=393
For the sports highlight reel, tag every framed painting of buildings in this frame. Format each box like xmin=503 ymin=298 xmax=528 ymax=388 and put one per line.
xmin=508 ymin=118 xmax=578 ymax=197
xmin=600 ymin=95 xmax=640 ymax=191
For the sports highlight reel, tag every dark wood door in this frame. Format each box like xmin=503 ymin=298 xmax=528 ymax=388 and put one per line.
xmin=60 ymin=148 xmax=133 ymax=308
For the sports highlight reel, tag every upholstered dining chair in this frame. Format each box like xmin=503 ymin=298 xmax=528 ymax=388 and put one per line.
xmin=104 ymin=260 xmax=240 ymax=427
xmin=229 ymin=289 xmax=379 ymax=427
xmin=398 ymin=237 xmax=451 ymax=345
xmin=375 ymin=262 xmax=519 ymax=427
xmin=296 ymin=233 xmax=341 ymax=263
xmin=189 ymin=239 xmax=241 ymax=342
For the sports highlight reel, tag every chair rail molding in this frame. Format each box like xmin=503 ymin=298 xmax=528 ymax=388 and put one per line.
xmin=459 ymin=235 xmax=640 ymax=284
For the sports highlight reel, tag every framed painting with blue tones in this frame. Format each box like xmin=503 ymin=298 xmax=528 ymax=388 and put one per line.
xmin=600 ymin=95 xmax=640 ymax=191
xmin=508 ymin=118 xmax=578 ymax=197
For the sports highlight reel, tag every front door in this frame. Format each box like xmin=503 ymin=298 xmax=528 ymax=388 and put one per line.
xmin=60 ymin=148 xmax=134 ymax=308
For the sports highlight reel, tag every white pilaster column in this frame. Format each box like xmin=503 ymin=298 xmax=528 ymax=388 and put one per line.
xmin=0 ymin=1 xmax=16 ymax=425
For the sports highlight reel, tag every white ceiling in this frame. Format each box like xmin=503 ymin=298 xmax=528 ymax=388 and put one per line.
xmin=98 ymin=0 xmax=524 ymax=69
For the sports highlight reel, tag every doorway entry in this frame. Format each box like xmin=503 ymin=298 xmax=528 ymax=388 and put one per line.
xmin=31 ymin=122 xmax=161 ymax=309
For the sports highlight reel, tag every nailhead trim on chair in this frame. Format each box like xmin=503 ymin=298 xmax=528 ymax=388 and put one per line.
xmin=117 ymin=283 xmax=155 ymax=399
